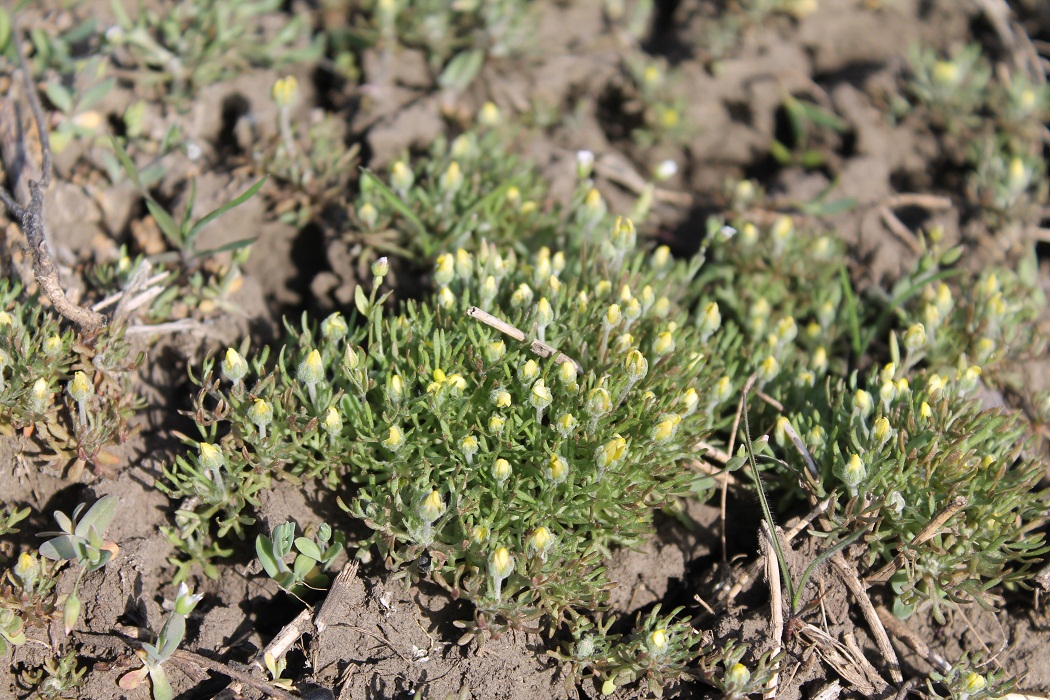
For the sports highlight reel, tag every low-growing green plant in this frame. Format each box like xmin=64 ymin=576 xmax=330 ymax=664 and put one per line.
xmin=0 ymin=551 xmax=63 ymax=655
xmin=17 ymin=647 xmax=87 ymax=699
xmin=0 ymin=281 xmax=142 ymax=478
xmin=768 ymin=93 xmax=850 ymax=170
xmin=361 ymin=0 xmax=536 ymax=90
xmin=0 ymin=505 xmax=30 ymax=538
xmin=37 ymin=495 xmax=120 ymax=634
xmin=104 ymin=0 xmax=320 ymax=100
xmin=900 ymin=43 xmax=1050 ymax=228
xmin=259 ymin=75 xmax=361 ymax=228
xmin=619 ymin=55 xmax=691 ymax=148
xmin=352 ymin=106 xmax=599 ymax=264
xmin=111 ymin=138 xmax=266 ymax=262
xmin=118 ymin=582 xmax=204 ymax=700
xmin=697 ymin=641 xmax=782 ymax=700
xmin=926 ymin=653 xmax=1016 ymax=700
xmin=255 ymin=520 xmax=345 ymax=596
xmin=162 ymin=215 xmax=736 ymax=695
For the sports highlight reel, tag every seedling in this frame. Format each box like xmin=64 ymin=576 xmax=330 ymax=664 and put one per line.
xmin=38 ymin=495 xmax=120 ymax=634
xmin=118 ymin=583 xmax=204 ymax=700
xmin=255 ymin=521 xmax=345 ymax=596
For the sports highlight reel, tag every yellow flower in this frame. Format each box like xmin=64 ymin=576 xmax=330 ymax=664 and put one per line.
xmin=648 ymin=628 xmax=668 ymax=654
xmin=679 ymin=387 xmax=699 ymax=415
xmin=247 ymin=399 xmax=272 ymax=430
xmin=488 ymin=546 xmax=514 ymax=580
xmin=853 ymin=389 xmax=873 ymax=417
xmin=437 ymin=286 xmax=456 ymax=309
xmin=558 ymin=361 xmax=577 ymax=386
xmin=519 ymin=359 xmax=540 ymax=383
xmin=624 ymin=349 xmax=648 ymax=381
xmin=382 ymin=425 xmax=405 ymax=451
xmin=651 ymin=245 xmax=671 ymax=270
xmin=843 ymin=454 xmax=866 ymax=492
xmin=485 ymin=339 xmax=505 ymax=363
xmin=555 ymin=412 xmax=577 ymax=437
xmin=297 ymin=349 xmax=324 ymax=385
xmin=650 ymin=414 xmax=681 ymax=444
xmin=527 ymin=526 xmax=554 ymax=559
xmin=418 ymin=490 xmax=445 ymax=524
xmin=440 ymin=161 xmax=463 ymax=194
xmin=321 ymin=313 xmax=348 ymax=340
xmin=493 ymin=458 xmax=512 ymax=482
xmin=904 ymin=323 xmax=926 ymax=351
xmin=478 ymin=101 xmax=500 ymax=126
xmin=323 ymin=406 xmax=342 ymax=434
xmin=493 ymin=389 xmax=512 ymax=408
xmin=387 ymin=374 xmax=405 ymax=403
xmin=697 ymin=301 xmax=720 ymax=339
xmin=271 ymin=75 xmax=298 ymax=107
xmin=489 ymin=414 xmax=506 ymax=434
xmin=67 ymin=371 xmax=93 ymax=403
xmin=547 ymin=454 xmax=569 ymax=483
xmin=222 ymin=348 xmax=248 ymax=382
xmin=43 ymin=335 xmax=64 ymax=356
xmin=434 ymin=253 xmax=455 ymax=286
xmin=604 ymin=304 xmax=622 ymax=329
xmin=597 ymin=435 xmax=627 ymax=469
xmin=530 ymin=379 xmax=553 ymax=409
xmin=653 ymin=331 xmax=675 ymax=356
xmin=757 ymin=355 xmax=778 ymax=382
xmin=198 ymin=442 xmax=224 ymax=472
xmin=725 ymin=663 xmax=751 ymax=688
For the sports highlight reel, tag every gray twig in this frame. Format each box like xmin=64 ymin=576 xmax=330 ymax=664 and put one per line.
xmin=0 ymin=16 xmax=107 ymax=332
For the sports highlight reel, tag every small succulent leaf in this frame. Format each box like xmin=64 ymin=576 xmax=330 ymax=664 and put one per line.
xmin=156 ymin=614 xmax=185 ymax=661
xmin=75 ymin=495 xmax=120 ymax=538
xmin=149 ymin=663 xmax=174 ymax=700
xmin=255 ymin=536 xmax=281 ymax=579
xmin=53 ymin=510 xmax=74 ymax=535
xmin=354 ymin=285 xmax=370 ymax=316
xmin=292 ymin=555 xmax=313 ymax=581
xmin=294 ymin=537 xmax=322 ymax=562
xmin=39 ymin=535 xmax=78 ymax=561
xmin=273 ymin=522 xmax=295 ymax=557
xmin=44 ymin=82 xmax=74 ymax=113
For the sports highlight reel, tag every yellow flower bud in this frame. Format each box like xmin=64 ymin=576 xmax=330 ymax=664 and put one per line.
xmin=493 ymin=458 xmax=512 ymax=482
xmin=489 ymin=414 xmax=506 ymax=434
xmin=418 ymin=490 xmax=445 ymax=524
xmin=478 ymin=101 xmax=500 ymax=127
xmin=67 ymin=371 xmax=93 ymax=403
xmin=547 ymin=454 xmax=569 ymax=483
xmin=440 ymin=161 xmax=463 ymax=194
xmin=271 ymin=75 xmax=298 ymax=108
xmin=527 ymin=526 xmax=554 ymax=559
xmin=555 ymin=412 xmax=578 ymax=437
xmin=757 ymin=355 xmax=779 ymax=382
xmin=854 ymin=389 xmax=873 ymax=417
xmin=489 ymin=546 xmax=514 ymax=580
xmin=650 ymin=413 xmax=681 ymax=443
xmin=519 ymin=359 xmax=540 ymax=383
xmin=493 ymin=389 xmax=512 ymax=408
xmin=653 ymin=331 xmax=675 ymax=356
xmin=323 ymin=406 xmax=342 ymax=434
xmin=625 ymin=349 xmax=648 ymax=381
xmin=604 ymin=304 xmax=622 ymax=329
xmin=437 ymin=286 xmax=456 ymax=309
xmin=297 ymin=349 xmax=324 ymax=385
xmin=530 ymin=378 xmax=553 ymax=409
xmin=222 ymin=348 xmax=248 ymax=382
xmin=648 ymin=628 xmax=668 ymax=654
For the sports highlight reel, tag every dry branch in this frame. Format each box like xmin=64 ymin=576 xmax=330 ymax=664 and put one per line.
xmin=0 ymin=16 xmax=107 ymax=332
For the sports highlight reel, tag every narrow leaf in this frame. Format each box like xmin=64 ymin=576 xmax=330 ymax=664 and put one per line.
xmin=184 ymin=176 xmax=268 ymax=250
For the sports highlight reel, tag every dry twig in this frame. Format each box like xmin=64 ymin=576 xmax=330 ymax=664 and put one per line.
xmin=0 ymin=16 xmax=107 ymax=332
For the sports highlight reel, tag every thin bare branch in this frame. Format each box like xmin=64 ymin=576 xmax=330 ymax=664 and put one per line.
xmin=466 ymin=305 xmax=583 ymax=374
xmin=0 ymin=16 xmax=107 ymax=332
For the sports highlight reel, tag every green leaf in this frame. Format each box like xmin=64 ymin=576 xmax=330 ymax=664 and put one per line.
xmin=75 ymin=495 xmax=119 ymax=538
xmin=189 ymin=237 xmax=256 ymax=260
xmin=110 ymin=137 xmax=143 ymax=189
xmin=294 ymin=537 xmax=322 ymax=562
xmin=146 ymin=199 xmax=184 ymax=250
xmin=183 ymin=176 xmax=267 ymax=251
xmin=63 ymin=591 xmax=81 ymax=634
xmin=39 ymin=535 xmax=78 ymax=561
xmin=0 ymin=9 xmax=11 ymax=54
xmin=360 ymin=170 xmax=427 ymax=240
xmin=438 ymin=49 xmax=484 ymax=91
xmin=149 ymin=663 xmax=173 ymax=700
xmin=44 ymin=82 xmax=74 ymax=114
xmin=255 ymin=536 xmax=281 ymax=578
xmin=79 ymin=77 xmax=116 ymax=112
xmin=769 ymin=139 xmax=792 ymax=165
xmin=355 ymin=285 xmax=370 ymax=317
